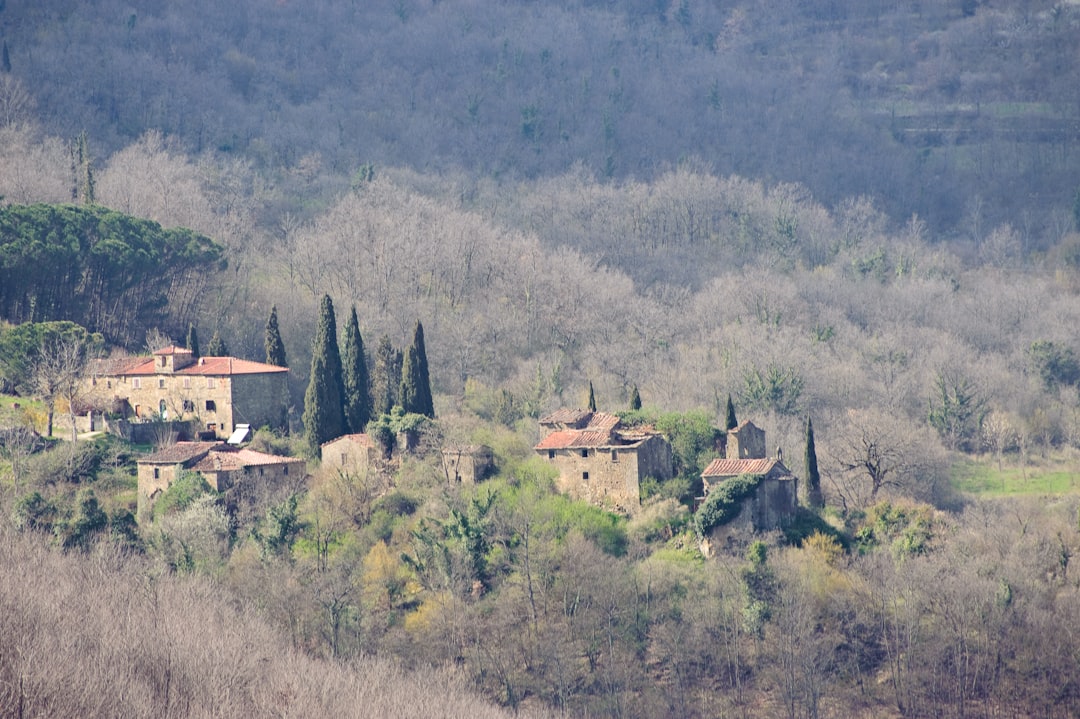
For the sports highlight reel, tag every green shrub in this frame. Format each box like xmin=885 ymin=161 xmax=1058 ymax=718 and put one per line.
xmin=693 ymin=474 xmax=761 ymax=538
xmin=152 ymin=470 xmax=213 ymax=519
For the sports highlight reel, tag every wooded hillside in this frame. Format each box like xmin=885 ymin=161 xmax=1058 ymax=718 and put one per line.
xmin=1 ymin=0 xmax=1078 ymax=238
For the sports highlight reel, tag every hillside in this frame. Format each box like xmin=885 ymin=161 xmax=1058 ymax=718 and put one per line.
xmin=1 ymin=0 xmax=1078 ymax=237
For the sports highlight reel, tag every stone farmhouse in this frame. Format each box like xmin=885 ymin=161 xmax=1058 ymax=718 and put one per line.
xmin=86 ymin=346 xmax=288 ymax=440
xmin=700 ymin=420 xmax=798 ymax=533
xmin=136 ymin=441 xmax=304 ymax=518
xmin=534 ymin=409 xmax=673 ymax=513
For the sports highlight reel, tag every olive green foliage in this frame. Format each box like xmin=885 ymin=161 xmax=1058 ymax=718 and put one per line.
xmin=693 ymin=474 xmax=761 ymax=538
xmin=741 ymin=364 xmax=804 ymax=416
xmin=152 ymin=469 xmax=213 ymax=519
xmin=927 ymin=370 xmax=986 ymax=452
xmin=1029 ymin=340 xmax=1080 ymax=390
xmin=725 ymin=394 xmax=738 ymax=430
xmin=205 ymin=330 xmax=227 ymax=357
xmin=654 ymin=409 xmax=720 ymax=478
xmin=342 ymin=306 xmax=370 ymax=432
xmin=55 ymin=487 xmax=108 ymax=550
xmin=0 ymin=320 xmax=104 ymax=395
xmin=264 ymin=305 xmax=287 ymax=367
xmin=805 ymin=415 xmax=823 ymax=508
xmin=628 ymin=384 xmax=641 ymax=410
xmin=186 ymin=323 xmax=200 ymax=358
xmin=399 ymin=320 xmax=433 ymax=418
xmin=303 ymin=295 xmax=347 ymax=454
xmin=13 ymin=491 xmax=58 ymax=532
xmin=0 ymin=204 xmax=224 ymax=346
xmin=253 ymin=494 xmax=302 ymax=558
xmin=370 ymin=335 xmax=400 ymax=417
xmin=365 ymin=406 xmax=432 ymax=456
xmin=853 ymin=501 xmax=937 ymax=557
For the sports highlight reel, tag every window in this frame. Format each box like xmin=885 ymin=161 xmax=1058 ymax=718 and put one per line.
xmin=582 ymin=472 xmax=590 ymax=481
xmin=158 ymin=378 xmax=165 ymax=389
xmin=106 ymin=380 xmax=112 ymax=389
xmin=581 ymin=449 xmax=589 ymax=458
xmin=183 ymin=377 xmax=191 ymax=389
xmin=259 ymin=467 xmax=264 ymax=476
xmin=283 ymin=465 xmax=289 ymax=476
xmin=205 ymin=400 xmax=216 ymax=412
xmin=548 ymin=450 xmax=556 ymax=460
xmin=182 ymin=400 xmax=194 ymax=412
xmin=153 ymin=468 xmax=160 ymax=479
xmin=132 ymin=378 xmax=141 ymax=389
xmin=611 ymin=450 xmax=618 ymax=462
xmin=207 ymin=378 xmax=216 ymax=389
xmin=160 ymin=356 xmax=167 ymax=367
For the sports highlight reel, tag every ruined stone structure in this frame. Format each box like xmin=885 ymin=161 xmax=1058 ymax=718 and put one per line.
xmin=534 ymin=409 xmax=673 ymax=513
xmin=700 ymin=420 xmax=798 ymax=534
xmin=136 ymin=441 xmax=304 ymax=518
xmin=441 ymin=444 xmax=495 ymax=484
xmin=321 ymin=433 xmax=379 ymax=473
xmin=86 ymin=346 xmax=289 ymax=440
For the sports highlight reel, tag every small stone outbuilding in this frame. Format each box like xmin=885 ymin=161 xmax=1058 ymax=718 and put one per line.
xmin=136 ymin=441 xmax=304 ymax=519
xmin=700 ymin=420 xmax=798 ymax=534
xmin=441 ymin=444 xmax=495 ymax=484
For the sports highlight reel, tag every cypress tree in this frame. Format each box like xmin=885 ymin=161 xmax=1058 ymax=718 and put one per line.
xmin=303 ymin=295 xmax=347 ymax=454
xmin=342 ymin=305 xmax=371 ymax=431
xmin=2 ymin=41 xmax=11 ymax=74
xmin=186 ymin=323 xmax=200 ymax=359
xmin=371 ymin=335 xmax=398 ymax=417
xmin=206 ymin=330 xmax=227 ymax=357
xmin=725 ymin=394 xmax=738 ymax=430
xmin=587 ymin=381 xmax=597 ymax=412
xmin=264 ymin=305 xmax=287 ymax=367
xmin=399 ymin=320 xmax=434 ymax=418
xmin=805 ymin=415 xmax=823 ymax=509
xmin=629 ymin=385 xmax=641 ymax=411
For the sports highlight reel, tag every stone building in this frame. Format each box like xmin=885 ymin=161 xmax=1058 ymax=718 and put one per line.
xmin=700 ymin=420 xmax=798 ymax=534
xmin=86 ymin=346 xmax=289 ymax=440
xmin=321 ymin=433 xmax=379 ymax=473
xmin=441 ymin=444 xmax=495 ymax=484
xmin=534 ymin=409 xmax=673 ymax=514
xmin=136 ymin=441 xmax=304 ymax=518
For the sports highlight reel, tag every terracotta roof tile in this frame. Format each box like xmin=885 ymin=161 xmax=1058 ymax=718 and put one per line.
xmin=701 ymin=457 xmax=787 ymax=478
xmin=104 ymin=356 xmax=288 ymax=377
xmin=322 ymin=433 xmax=375 ymax=449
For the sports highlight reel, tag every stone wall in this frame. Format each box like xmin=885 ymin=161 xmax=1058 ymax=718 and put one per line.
xmin=547 ymin=446 xmax=642 ymax=513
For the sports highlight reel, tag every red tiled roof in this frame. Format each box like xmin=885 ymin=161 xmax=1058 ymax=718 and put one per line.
xmin=106 ymin=356 xmax=288 ymax=377
xmin=191 ymin=447 xmax=303 ymax=472
xmin=140 ymin=442 xmax=224 ymax=464
xmin=535 ymin=429 xmax=615 ymax=450
xmin=701 ymin=457 xmax=787 ymax=478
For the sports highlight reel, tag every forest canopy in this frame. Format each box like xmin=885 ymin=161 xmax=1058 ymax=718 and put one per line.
xmin=0 ymin=203 xmax=225 ymax=346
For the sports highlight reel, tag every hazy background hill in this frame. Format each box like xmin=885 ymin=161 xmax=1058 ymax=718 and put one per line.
xmin=2 ymin=0 xmax=1078 ymax=239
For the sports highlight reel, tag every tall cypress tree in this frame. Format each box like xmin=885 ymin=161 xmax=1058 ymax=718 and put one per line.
xmin=264 ymin=305 xmax=287 ymax=367
xmin=303 ymin=295 xmax=347 ymax=454
xmin=186 ymin=323 xmax=200 ymax=359
xmin=2 ymin=41 xmax=11 ymax=74
xmin=725 ymin=394 xmax=738 ymax=431
xmin=399 ymin=320 xmax=434 ymax=418
xmin=805 ymin=415 xmax=823 ymax=508
xmin=342 ymin=305 xmax=371 ymax=431
xmin=629 ymin=384 xmax=641 ymax=411
xmin=587 ymin=381 xmax=597 ymax=412
xmin=206 ymin=330 xmax=227 ymax=357
xmin=371 ymin=335 xmax=398 ymax=417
